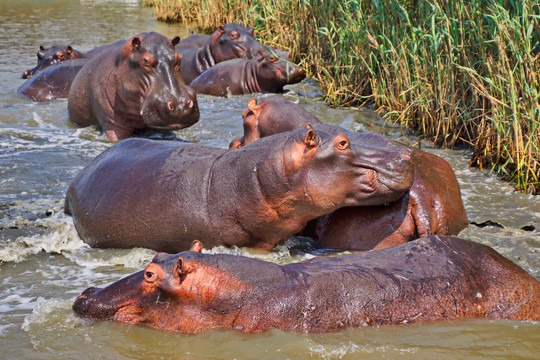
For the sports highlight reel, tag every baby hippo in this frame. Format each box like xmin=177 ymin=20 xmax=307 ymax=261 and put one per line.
xmin=65 ymin=128 xmax=414 ymax=252
xmin=189 ymin=54 xmax=305 ymax=97
xmin=73 ymin=236 xmax=540 ymax=333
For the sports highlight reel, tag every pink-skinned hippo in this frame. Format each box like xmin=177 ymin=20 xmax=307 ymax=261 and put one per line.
xmin=230 ymin=97 xmax=468 ymax=251
xmin=67 ymin=33 xmax=199 ymax=141
xmin=189 ymin=55 xmax=305 ymax=97
xmin=64 ymin=128 xmax=414 ymax=252
xmin=72 ymin=236 xmax=540 ymax=333
xmin=177 ymin=24 xmax=268 ymax=84
xmin=18 ymin=59 xmax=88 ymax=102
xmin=22 ymin=45 xmax=83 ymax=79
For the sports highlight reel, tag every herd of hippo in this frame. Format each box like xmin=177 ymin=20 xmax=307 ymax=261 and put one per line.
xmin=19 ymin=23 xmax=540 ymax=333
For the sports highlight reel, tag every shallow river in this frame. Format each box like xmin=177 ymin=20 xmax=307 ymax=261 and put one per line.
xmin=0 ymin=1 xmax=539 ymax=359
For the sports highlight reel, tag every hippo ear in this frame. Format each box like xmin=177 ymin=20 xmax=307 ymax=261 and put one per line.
xmin=171 ymin=36 xmax=180 ymax=47
xmin=39 ymin=45 xmax=45 ymax=51
xmin=247 ymin=98 xmax=262 ymax=115
xmin=189 ymin=240 xmax=203 ymax=252
xmin=66 ymin=46 xmax=73 ymax=55
xmin=304 ymin=128 xmax=318 ymax=149
xmin=131 ymin=37 xmax=141 ymax=51
xmin=175 ymin=257 xmax=195 ymax=277
xmin=211 ymin=26 xmax=225 ymax=45
xmin=247 ymin=27 xmax=255 ymax=37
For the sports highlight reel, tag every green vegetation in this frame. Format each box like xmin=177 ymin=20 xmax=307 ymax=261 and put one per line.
xmin=144 ymin=0 xmax=540 ymax=194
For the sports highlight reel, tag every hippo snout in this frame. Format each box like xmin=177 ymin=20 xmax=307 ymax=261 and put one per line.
xmin=377 ymin=150 xmax=415 ymax=193
xmin=141 ymin=84 xmax=200 ymax=130
xmin=287 ymin=65 xmax=306 ymax=84
xmin=72 ymin=286 xmax=113 ymax=319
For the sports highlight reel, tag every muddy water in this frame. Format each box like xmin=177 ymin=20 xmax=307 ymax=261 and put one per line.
xmin=0 ymin=0 xmax=538 ymax=359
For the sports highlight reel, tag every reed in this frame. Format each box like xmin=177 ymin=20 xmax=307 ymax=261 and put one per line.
xmin=144 ymin=0 xmax=540 ymax=194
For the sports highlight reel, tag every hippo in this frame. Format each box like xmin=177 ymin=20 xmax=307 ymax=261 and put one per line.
xmin=230 ymin=97 xmax=468 ymax=250
xmin=175 ymin=33 xmax=210 ymax=49
xmin=22 ymin=45 xmax=83 ymax=79
xmin=18 ymin=59 xmax=88 ymax=102
xmin=67 ymin=32 xmax=199 ymax=141
xmin=177 ymin=23 xmax=268 ymax=84
xmin=189 ymin=55 xmax=306 ymax=97
xmin=64 ymin=128 xmax=414 ymax=252
xmin=73 ymin=235 xmax=540 ymax=333
xmin=176 ymin=30 xmax=290 ymax=60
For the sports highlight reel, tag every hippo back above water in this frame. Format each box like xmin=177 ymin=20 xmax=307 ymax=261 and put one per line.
xmin=65 ymin=128 xmax=414 ymax=252
xmin=190 ymin=55 xmax=305 ymax=96
xmin=73 ymin=235 xmax=540 ymax=333
xmin=67 ymin=32 xmax=199 ymax=141
xmin=18 ymin=59 xmax=88 ymax=102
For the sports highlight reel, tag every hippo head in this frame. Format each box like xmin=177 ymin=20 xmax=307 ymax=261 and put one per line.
xmin=22 ymin=45 xmax=81 ymax=79
xmin=273 ymin=127 xmax=414 ymax=209
xmin=73 ymin=241 xmax=244 ymax=332
xmin=209 ymin=23 xmax=267 ymax=62
xmin=255 ymin=55 xmax=306 ymax=92
xmin=119 ymin=33 xmax=199 ymax=130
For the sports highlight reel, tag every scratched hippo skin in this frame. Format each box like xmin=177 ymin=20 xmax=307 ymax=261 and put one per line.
xmin=73 ymin=235 xmax=540 ymax=333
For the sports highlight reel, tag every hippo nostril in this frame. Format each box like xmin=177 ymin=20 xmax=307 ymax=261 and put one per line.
xmin=167 ymin=101 xmax=175 ymax=111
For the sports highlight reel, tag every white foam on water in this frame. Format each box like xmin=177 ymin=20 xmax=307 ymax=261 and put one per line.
xmin=0 ymin=294 xmax=37 ymax=313
xmin=32 ymin=111 xmax=58 ymax=130
xmin=62 ymin=247 xmax=156 ymax=270
xmin=21 ymin=297 xmax=80 ymax=333
xmin=0 ymin=214 xmax=88 ymax=263
xmin=308 ymin=340 xmax=418 ymax=359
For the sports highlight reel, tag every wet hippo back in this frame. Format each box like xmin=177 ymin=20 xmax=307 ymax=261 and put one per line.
xmin=73 ymin=235 xmax=540 ymax=333
xmin=65 ymin=129 xmax=414 ymax=252
xmin=18 ymin=59 xmax=88 ymax=102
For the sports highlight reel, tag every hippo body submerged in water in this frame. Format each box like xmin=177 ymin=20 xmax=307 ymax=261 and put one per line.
xmin=73 ymin=235 xmax=540 ymax=333
xmin=68 ymin=32 xmax=199 ymax=141
xmin=65 ymin=128 xmax=414 ymax=252
xmin=231 ymin=97 xmax=469 ymax=251
xmin=18 ymin=59 xmax=88 ymax=102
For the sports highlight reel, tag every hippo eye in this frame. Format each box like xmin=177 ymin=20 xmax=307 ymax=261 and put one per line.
xmin=144 ymin=271 xmax=155 ymax=282
xmin=56 ymin=51 xmax=65 ymax=61
xmin=229 ymin=30 xmax=240 ymax=40
xmin=336 ymin=139 xmax=349 ymax=150
xmin=268 ymin=55 xmax=278 ymax=63
xmin=141 ymin=53 xmax=157 ymax=68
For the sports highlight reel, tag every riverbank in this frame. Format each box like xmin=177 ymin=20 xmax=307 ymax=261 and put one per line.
xmin=143 ymin=0 xmax=540 ymax=194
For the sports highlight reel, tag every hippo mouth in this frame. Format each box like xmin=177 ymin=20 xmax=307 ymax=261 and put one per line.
xmin=73 ymin=287 xmax=134 ymax=321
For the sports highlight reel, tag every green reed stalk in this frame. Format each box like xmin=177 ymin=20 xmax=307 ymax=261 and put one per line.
xmin=143 ymin=0 xmax=540 ymax=194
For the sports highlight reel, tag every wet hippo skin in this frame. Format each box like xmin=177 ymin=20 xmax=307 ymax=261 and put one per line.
xmin=231 ymin=97 xmax=469 ymax=251
xmin=189 ymin=55 xmax=305 ymax=96
xmin=64 ymin=128 xmax=414 ymax=252
xmin=73 ymin=236 xmax=540 ymax=333
xmin=177 ymin=23 xmax=267 ymax=84
xmin=67 ymin=32 xmax=199 ymax=141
